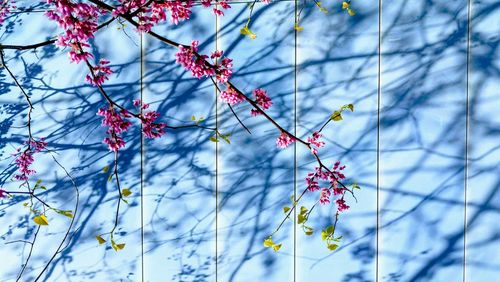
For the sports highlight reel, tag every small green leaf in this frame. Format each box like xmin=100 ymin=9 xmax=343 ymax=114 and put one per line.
xmin=191 ymin=115 xmax=196 ymax=121
xmin=95 ymin=235 xmax=106 ymax=244
xmin=342 ymin=1 xmax=350 ymax=9
xmin=326 ymin=225 xmax=335 ymax=235
xmin=263 ymin=237 xmax=274 ymax=248
xmin=283 ymin=206 xmax=291 ymax=214
xmin=209 ymin=136 xmax=219 ymax=143
xmin=33 ymin=215 xmax=49 ymax=226
xmin=107 ymin=174 xmax=113 ymax=182
xmin=122 ymin=188 xmax=132 ymax=197
xmin=111 ymin=240 xmax=125 ymax=251
xmin=327 ymin=243 xmax=339 ymax=251
xmin=57 ymin=210 xmax=74 ymax=219
xmin=331 ymin=111 xmax=343 ymax=121
xmin=300 ymin=206 xmax=308 ymax=214
xmin=240 ymin=26 xmax=257 ymax=39
xmin=342 ymin=104 xmax=354 ymax=112
xmin=352 ymin=182 xmax=360 ymax=190
xmin=294 ymin=23 xmax=304 ymax=32
xmin=102 ymin=166 xmax=110 ymax=173
xmin=305 ymin=228 xmax=314 ymax=236
xmin=298 ymin=214 xmax=307 ymax=225
xmin=272 ymin=243 xmax=282 ymax=251
xmin=220 ymin=134 xmax=231 ymax=144
xmin=347 ymin=8 xmax=356 ymax=16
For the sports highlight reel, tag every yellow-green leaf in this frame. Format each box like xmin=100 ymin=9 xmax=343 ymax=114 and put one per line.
xmin=300 ymin=206 xmax=308 ymax=214
xmin=342 ymin=104 xmax=354 ymax=112
xmin=111 ymin=240 xmax=126 ymax=251
xmin=294 ymin=23 xmax=304 ymax=32
xmin=283 ymin=206 xmax=291 ymax=214
xmin=347 ymin=8 xmax=356 ymax=16
xmin=191 ymin=115 xmax=196 ymax=121
xmin=272 ymin=243 xmax=282 ymax=252
xmin=220 ymin=134 xmax=231 ymax=144
xmin=326 ymin=225 xmax=335 ymax=235
xmin=305 ymin=230 xmax=314 ymax=236
xmin=122 ymin=188 xmax=132 ymax=197
xmin=321 ymin=230 xmax=328 ymax=241
xmin=331 ymin=111 xmax=343 ymax=121
xmin=263 ymin=237 xmax=274 ymax=248
xmin=33 ymin=215 xmax=49 ymax=226
xmin=209 ymin=136 xmax=219 ymax=143
xmin=298 ymin=214 xmax=306 ymax=225
xmin=240 ymin=26 xmax=257 ymax=39
xmin=58 ymin=210 xmax=74 ymax=219
xmin=102 ymin=166 xmax=110 ymax=173
xmin=95 ymin=235 xmax=106 ymax=244
xmin=342 ymin=2 xmax=350 ymax=9
xmin=327 ymin=243 xmax=339 ymax=251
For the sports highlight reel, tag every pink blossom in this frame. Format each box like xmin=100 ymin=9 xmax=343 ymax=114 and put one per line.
xmin=319 ymin=188 xmax=331 ymax=204
xmin=175 ymin=41 xmax=233 ymax=82
xmin=97 ymin=107 xmax=132 ymax=152
xmin=0 ymin=0 xmax=15 ymax=26
xmin=307 ymin=131 xmax=325 ymax=154
xmin=45 ymin=0 xmax=103 ymax=63
xmin=262 ymin=0 xmax=271 ymax=4
xmin=276 ymin=132 xmax=295 ymax=149
xmin=336 ymin=198 xmax=350 ymax=212
xmin=175 ymin=41 xmax=216 ymax=79
xmin=14 ymin=138 xmax=47 ymax=181
xmin=133 ymin=100 xmax=167 ymax=138
xmin=250 ymin=88 xmax=272 ymax=116
xmin=113 ymin=0 xmax=193 ymax=30
xmin=220 ymin=87 xmax=244 ymax=105
xmin=86 ymin=59 xmax=113 ymax=86
xmin=215 ymin=57 xmax=233 ymax=83
xmin=0 ymin=189 xmax=6 ymax=198
xmin=305 ymin=175 xmax=320 ymax=192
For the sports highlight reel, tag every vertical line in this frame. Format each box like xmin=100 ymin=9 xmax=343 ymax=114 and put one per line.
xmin=293 ymin=0 xmax=298 ymax=281
xmin=215 ymin=9 xmax=219 ymax=282
xmin=376 ymin=0 xmax=382 ymax=281
xmin=463 ymin=0 xmax=472 ymax=280
xmin=140 ymin=33 xmax=145 ymax=282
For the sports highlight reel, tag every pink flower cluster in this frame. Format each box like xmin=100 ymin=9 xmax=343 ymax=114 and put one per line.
xmin=201 ymin=0 xmax=231 ymax=16
xmin=175 ymin=41 xmax=233 ymax=84
xmin=86 ymin=59 xmax=113 ymax=86
xmin=45 ymin=0 xmax=102 ymax=63
xmin=210 ymin=50 xmax=233 ymax=83
xmin=113 ymin=0 xmax=193 ymax=31
xmin=45 ymin=0 xmax=113 ymax=85
xmin=97 ymin=102 xmax=166 ymax=151
xmin=305 ymin=162 xmax=349 ymax=212
xmin=276 ymin=132 xmax=295 ymax=149
xmin=176 ymin=41 xmax=214 ymax=78
xmin=133 ymin=99 xmax=167 ymax=138
xmin=97 ymin=107 xmax=132 ymax=152
xmin=307 ymin=131 xmax=325 ymax=154
xmin=220 ymin=87 xmax=245 ymax=105
xmin=14 ymin=138 xmax=47 ymax=181
xmin=0 ymin=189 xmax=6 ymax=198
xmin=0 ymin=0 xmax=15 ymax=26
xmin=250 ymin=89 xmax=272 ymax=116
